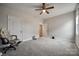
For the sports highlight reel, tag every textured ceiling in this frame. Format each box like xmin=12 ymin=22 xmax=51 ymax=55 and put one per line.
xmin=0 ymin=3 xmax=77 ymax=20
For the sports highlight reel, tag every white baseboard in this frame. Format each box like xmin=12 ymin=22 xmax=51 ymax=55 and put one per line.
xmin=22 ymin=37 xmax=32 ymax=42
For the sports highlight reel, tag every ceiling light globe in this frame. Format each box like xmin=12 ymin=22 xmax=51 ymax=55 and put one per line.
xmin=42 ymin=10 xmax=46 ymax=13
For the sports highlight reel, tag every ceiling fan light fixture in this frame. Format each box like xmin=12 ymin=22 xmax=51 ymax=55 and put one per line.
xmin=35 ymin=3 xmax=54 ymax=15
xmin=42 ymin=9 xmax=46 ymax=13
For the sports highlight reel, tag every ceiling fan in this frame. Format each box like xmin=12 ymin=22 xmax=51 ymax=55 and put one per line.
xmin=35 ymin=3 xmax=54 ymax=15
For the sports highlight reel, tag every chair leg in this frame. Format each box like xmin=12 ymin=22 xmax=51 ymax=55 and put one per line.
xmin=3 ymin=47 xmax=10 ymax=54
xmin=2 ymin=45 xmax=16 ymax=54
xmin=16 ymin=41 xmax=22 ymax=46
xmin=2 ymin=48 xmax=6 ymax=50
xmin=10 ymin=46 xmax=16 ymax=50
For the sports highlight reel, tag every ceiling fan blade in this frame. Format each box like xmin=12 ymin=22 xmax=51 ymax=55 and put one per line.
xmin=46 ymin=6 xmax=54 ymax=9
xmin=40 ymin=11 xmax=43 ymax=15
xmin=46 ymin=10 xmax=49 ymax=14
xmin=42 ymin=3 xmax=45 ymax=9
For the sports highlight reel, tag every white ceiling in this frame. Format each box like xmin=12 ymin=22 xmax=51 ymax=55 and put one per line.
xmin=0 ymin=3 xmax=77 ymax=20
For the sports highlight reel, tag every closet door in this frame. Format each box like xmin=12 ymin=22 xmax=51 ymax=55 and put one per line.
xmin=8 ymin=16 xmax=23 ymax=41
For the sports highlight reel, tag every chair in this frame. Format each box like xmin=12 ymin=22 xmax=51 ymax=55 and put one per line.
xmin=0 ymin=36 xmax=16 ymax=54
xmin=0 ymin=28 xmax=21 ymax=54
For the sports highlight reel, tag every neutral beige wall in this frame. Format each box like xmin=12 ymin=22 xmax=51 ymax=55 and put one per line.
xmin=44 ymin=12 xmax=75 ymax=41
xmin=0 ymin=15 xmax=8 ymax=30
xmin=0 ymin=4 xmax=75 ymax=42
xmin=0 ymin=5 xmax=43 ymax=41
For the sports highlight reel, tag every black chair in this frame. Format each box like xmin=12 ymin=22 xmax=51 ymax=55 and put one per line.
xmin=0 ymin=35 xmax=16 ymax=54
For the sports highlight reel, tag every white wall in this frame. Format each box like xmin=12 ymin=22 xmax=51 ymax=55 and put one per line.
xmin=0 ymin=15 xmax=8 ymax=30
xmin=0 ymin=4 xmax=75 ymax=42
xmin=44 ymin=12 xmax=75 ymax=41
xmin=8 ymin=15 xmax=42 ymax=41
xmin=75 ymin=4 xmax=79 ymax=48
xmin=0 ymin=5 xmax=42 ymax=41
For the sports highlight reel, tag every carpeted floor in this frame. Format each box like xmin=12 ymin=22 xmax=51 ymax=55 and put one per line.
xmin=3 ymin=37 xmax=79 ymax=56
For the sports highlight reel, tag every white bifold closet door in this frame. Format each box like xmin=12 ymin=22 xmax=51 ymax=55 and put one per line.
xmin=8 ymin=16 xmax=23 ymax=41
xmin=8 ymin=16 xmax=34 ymax=41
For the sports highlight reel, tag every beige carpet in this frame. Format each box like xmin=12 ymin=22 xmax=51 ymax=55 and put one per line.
xmin=3 ymin=37 xmax=79 ymax=56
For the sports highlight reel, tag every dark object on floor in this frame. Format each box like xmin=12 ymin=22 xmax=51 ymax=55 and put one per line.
xmin=32 ymin=36 xmax=37 ymax=40
xmin=52 ymin=36 xmax=55 ymax=39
